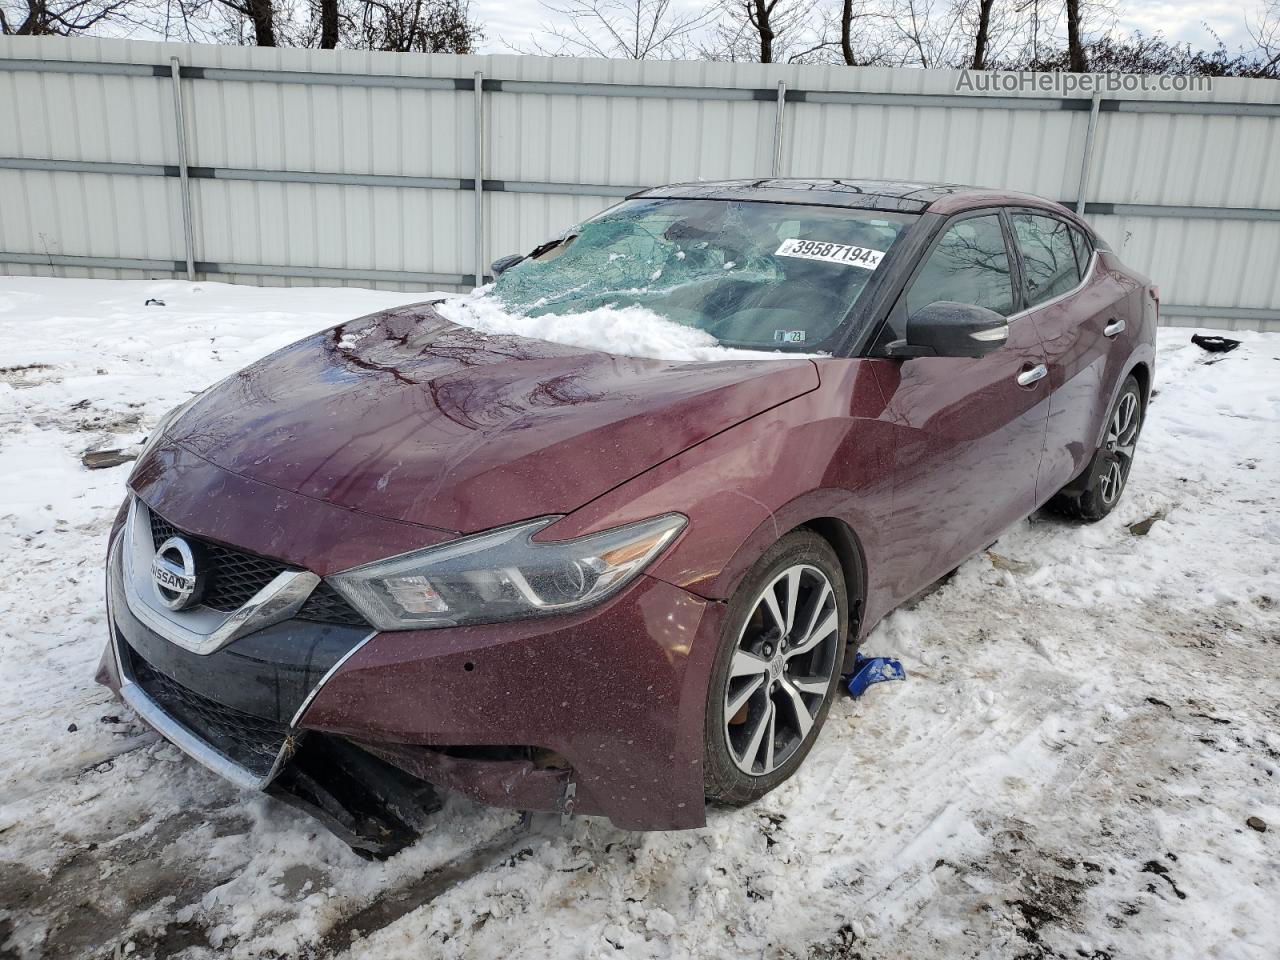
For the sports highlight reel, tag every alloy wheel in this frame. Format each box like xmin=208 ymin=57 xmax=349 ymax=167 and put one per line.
xmin=723 ymin=564 xmax=841 ymax=776
xmin=1100 ymin=390 xmax=1141 ymax=505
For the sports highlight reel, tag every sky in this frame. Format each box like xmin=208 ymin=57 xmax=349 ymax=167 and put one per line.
xmin=469 ymin=0 xmax=1272 ymax=57
xmin=1115 ymin=0 xmax=1268 ymax=49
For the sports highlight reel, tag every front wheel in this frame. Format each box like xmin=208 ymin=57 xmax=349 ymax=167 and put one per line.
xmin=1049 ymin=375 xmax=1144 ymax=522
xmin=703 ymin=530 xmax=848 ymax=807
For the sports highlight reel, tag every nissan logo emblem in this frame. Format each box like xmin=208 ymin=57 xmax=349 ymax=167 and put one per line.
xmin=151 ymin=536 xmax=207 ymax=611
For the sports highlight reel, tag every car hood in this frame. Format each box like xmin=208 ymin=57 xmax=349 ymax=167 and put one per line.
xmin=165 ymin=304 xmax=820 ymax=532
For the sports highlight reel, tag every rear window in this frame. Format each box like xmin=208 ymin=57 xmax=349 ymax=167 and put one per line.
xmin=491 ymin=198 xmax=913 ymax=351
xmin=1011 ymin=213 xmax=1082 ymax=308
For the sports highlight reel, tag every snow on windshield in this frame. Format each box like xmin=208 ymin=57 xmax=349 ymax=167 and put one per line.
xmin=435 ymin=292 xmax=781 ymax=363
xmin=436 ymin=198 xmax=910 ymax=362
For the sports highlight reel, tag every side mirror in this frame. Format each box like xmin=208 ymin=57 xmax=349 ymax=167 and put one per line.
xmin=888 ymin=301 xmax=1009 ymax=358
xmin=491 ymin=254 xmax=524 ymax=277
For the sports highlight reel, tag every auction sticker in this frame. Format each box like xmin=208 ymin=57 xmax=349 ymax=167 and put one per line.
xmin=775 ymin=238 xmax=884 ymax=269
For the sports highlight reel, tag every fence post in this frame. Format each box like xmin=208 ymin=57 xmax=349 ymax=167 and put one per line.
xmin=1075 ymin=92 xmax=1102 ymax=215
xmin=473 ymin=70 xmax=485 ymax=289
xmin=168 ymin=56 xmax=196 ymax=281
xmin=772 ymin=81 xmax=786 ymax=177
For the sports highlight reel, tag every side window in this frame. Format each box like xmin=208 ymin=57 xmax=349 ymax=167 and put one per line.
xmin=1069 ymin=226 xmax=1093 ymax=275
xmin=1011 ymin=213 xmax=1081 ymax=307
xmin=905 ymin=215 xmax=1015 ymax=319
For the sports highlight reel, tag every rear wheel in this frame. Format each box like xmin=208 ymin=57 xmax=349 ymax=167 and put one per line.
xmin=1049 ymin=375 xmax=1144 ymax=522
xmin=704 ymin=531 xmax=848 ymax=806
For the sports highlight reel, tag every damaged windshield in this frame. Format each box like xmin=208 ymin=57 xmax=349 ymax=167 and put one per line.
xmin=490 ymin=198 xmax=913 ymax=352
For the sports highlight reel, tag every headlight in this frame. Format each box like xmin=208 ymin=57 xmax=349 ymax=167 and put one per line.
xmin=327 ymin=513 xmax=687 ymax=630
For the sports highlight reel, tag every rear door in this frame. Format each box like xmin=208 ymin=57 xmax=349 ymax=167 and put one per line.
xmin=1009 ymin=210 xmax=1132 ymax=499
xmin=870 ymin=210 xmax=1051 ymax=602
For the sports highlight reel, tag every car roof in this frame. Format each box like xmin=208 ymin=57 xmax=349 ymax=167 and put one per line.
xmin=630 ymin=178 xmax=1071 ymax=217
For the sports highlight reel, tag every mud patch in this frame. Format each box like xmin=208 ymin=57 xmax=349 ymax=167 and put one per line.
xmin=1139 ymin=860 xmax=1187 ymax=901
xmin=988 ymin=826 xmax=1097 ymax=953
xmin=806 ymin=923 xmax=867 ymax=959
xmin=73 ymin=408 xmax=144 ymax=435
xmin=0 ymin=363 xmax=53 ymax=374
xmin=1 ymin=808 xmax=251 ymax=960
xmin=0 ymin=363 xmax=56 ymax=388
xmin=92 ymin=919 xmax=211 ymax=960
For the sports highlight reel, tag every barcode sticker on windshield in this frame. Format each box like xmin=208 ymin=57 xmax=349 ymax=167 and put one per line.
xmin=775 ymin=239 xmax=884 ymax=270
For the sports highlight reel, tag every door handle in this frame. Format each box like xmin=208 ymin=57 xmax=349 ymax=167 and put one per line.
xmin=1017 ymin=363 xmax=1048 ymax=387
xmin=1104 ymin=318 xmax=1126 ymax=337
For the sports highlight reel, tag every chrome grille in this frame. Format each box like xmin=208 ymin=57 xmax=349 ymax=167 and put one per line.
xmin=150 ymin=511 xmax=287 ymax=610
xmin=297 ymin=581 xmax=368 ymax=625
xmin=146 ymin=509 xmax=368 ymax=626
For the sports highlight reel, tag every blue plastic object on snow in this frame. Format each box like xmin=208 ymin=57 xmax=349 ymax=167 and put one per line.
xmin=846 ymin=654 xmax=906 ymax=698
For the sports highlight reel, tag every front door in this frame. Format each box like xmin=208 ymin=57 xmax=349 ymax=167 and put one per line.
xmin=1008 ymin=211 xmax=1137 ymax=499
xmin=871 ymin=211 xmax=1052 ymax=603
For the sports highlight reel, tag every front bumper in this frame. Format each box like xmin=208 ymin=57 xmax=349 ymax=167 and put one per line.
xmin=100 ymin=492 xmax=721 ymax=830
xmin=297 ymin=572 xmax=719 ymax=829
xmin=101 ymin=524 xmax=373 ymax=787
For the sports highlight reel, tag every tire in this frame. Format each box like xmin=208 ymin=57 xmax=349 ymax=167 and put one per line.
xmin=704 ymin=530 xmax=849 ymax=807
xmin=1048 ymin=375 xmax=1144 ymax=522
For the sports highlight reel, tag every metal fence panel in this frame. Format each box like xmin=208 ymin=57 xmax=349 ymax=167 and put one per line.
xmin=1 ymin=35 xmax=1278 ymax=328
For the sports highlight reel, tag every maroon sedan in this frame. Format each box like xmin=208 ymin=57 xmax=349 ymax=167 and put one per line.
xmin=98 ymin=179 xmax=1156 ymax=854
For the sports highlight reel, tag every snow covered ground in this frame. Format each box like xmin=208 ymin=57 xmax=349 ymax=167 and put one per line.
xmin=1 ymin=276 xmax=1277 ymax=960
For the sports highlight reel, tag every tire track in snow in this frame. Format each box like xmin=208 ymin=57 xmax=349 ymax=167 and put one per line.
xmin=311 ymin=817 xmax=538 ymax=957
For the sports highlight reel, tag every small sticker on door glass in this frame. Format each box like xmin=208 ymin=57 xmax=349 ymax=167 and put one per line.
xmin=775 ymin=238 xmax=884 ymax=270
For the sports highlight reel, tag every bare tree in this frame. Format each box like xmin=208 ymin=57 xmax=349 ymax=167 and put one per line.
xmin=991 ymin=0 xmax=1114 ymax=70
xmin=173 ymin=0 xmax=279 ymax=44
xmin=747 ymin=0 xmax=776 ymax=61
xmin=1014 ymin=0 xmax=1049 ymax=67
xmin=1064 ymin=0 xmax=1084 ymax=71
xmin=1248 ymin=0 xmax=1280 ymax=77
xmin=998 ymin=27 xmax=1280 ymax=77
xmin=800 ymin=0 xmax=894 ymax=65
xmin=317 ymin=0 xmax=336 ymax=45
xmin=164 ymin=0 xmax=477 ymax=50
xmin=880 ymin=0 xmax=1033 ymax=69
xmin=528 ymin=0 xmax=709 ymax=59
xmin=237 ymin=0 xmax=275 ymax=43
xmin=698 ymin=0 xmax=888 ymax=65
xmin=351 ymin=0 xmax=479 ymax=52
xmin=883 ymin=0 xmax=970 ymax=67
xmin=971 ymin=0 xmax=995 ymax=67
xmin=2 ymin=0 xmax=153 ymax=34
xmin=699 ymin=0 xmax=822 ymax=63
xmin=840 ymin=0 xmax=857 ymax=63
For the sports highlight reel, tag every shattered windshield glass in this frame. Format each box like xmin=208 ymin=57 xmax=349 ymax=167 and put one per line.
xmin=490 ymin=198 xmax=913 ymax=352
